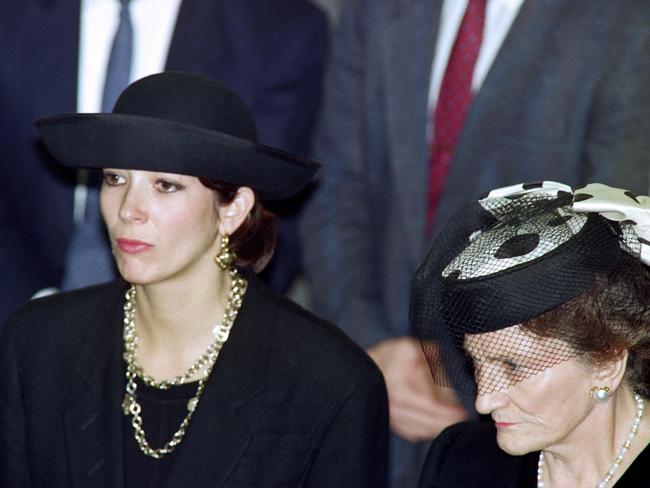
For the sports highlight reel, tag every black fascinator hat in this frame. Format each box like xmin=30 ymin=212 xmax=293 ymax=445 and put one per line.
xmin=35 ymin=72 xmax=320 ymax=200
xmin=410 ymin=182 xmax=644 ymax=395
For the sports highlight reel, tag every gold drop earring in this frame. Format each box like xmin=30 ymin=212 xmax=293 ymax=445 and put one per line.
xmin=214 ymin=235 xmax=237 ymax=270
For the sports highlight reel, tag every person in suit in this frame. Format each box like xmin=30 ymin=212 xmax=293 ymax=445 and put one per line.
xmin=0 ymin=0 xmax=327 ymax=328
xmin=411 ymin=182 xmax=650 ymax=487
xmin=0 ymin=72 xmax=388 ymax=487
xmin=301 ymin=0 xmax=650 ymax=485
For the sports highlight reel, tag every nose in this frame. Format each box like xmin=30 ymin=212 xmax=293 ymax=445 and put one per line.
xmin=473 ymin=364 xmax=509 ymax=414
xmin=475 ymin=391 xmax=494 ymax=414
xmin=475 ymin=388 xmax=509 ymax=414
xmin=118 ymin=184 xmax=148 ymax=223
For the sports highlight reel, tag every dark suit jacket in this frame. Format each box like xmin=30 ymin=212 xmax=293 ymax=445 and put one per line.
xmin=419 ymin=421 xmax=649 ymax=487
xmin=0 ymin=0 xmax=327 ymax=326
xmin=302 ymin=3 xmax=650 ymax=483
xmin=303 ymin=0 xmax=650 ymax=355
xmin=0 ymin=273 xmax=388 ymax=487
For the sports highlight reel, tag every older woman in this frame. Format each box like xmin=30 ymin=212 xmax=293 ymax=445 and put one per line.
xmin=410 ymin=182 xmax=650 ymax=487
xmin=0 ymin=72 xmax=388 ymax=487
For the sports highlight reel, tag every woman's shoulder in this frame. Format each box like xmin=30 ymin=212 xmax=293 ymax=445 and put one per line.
xmin=1 ymin=282 xmax=126 ymax=348
xmin=6 ymin=281 xmax=125 ymax=323
xmin=429 ymin=421 xmax=500 ymax=457
xmin=245 ymin=275 xmax=382 ymax=383
xmin=419 ymin=421 xmax=535 ymax=488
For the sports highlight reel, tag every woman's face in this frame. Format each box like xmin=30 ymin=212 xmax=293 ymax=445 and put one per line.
xmin=465 ymin=326 xmax=599 ymax=456
xmin=100 ymin=168 xmax=221 ymax=285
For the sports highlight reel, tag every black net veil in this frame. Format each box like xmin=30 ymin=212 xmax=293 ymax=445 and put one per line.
xmin=410 ymin=182 xmax=642 ymax=396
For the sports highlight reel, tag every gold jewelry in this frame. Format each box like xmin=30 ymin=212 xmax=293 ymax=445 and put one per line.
xmin=121 ymin=268 xmax=247 ymax=459
xmin=214 ymin=235 xmax=237 ymax=270
xmin=591 ymin=386 xmax=612 ymax=403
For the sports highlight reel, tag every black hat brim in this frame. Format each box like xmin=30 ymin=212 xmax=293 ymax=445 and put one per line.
xmin=36 ymin=113 xmax=320 ymax=200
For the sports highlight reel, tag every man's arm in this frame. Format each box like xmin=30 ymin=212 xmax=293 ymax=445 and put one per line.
xmin=302 ymin=0 xmax=467 ymax=443
xmin=301 ymin=0 xmax=391 ymax=348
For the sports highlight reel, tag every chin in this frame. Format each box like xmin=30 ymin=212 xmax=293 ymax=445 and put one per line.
xmin=496 ymin=433 xmax=537 ymax=456
xmin=116 ymin=265 xmax=155 ymax=285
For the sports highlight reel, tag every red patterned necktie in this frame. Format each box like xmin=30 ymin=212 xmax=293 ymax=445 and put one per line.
xmin=427 ymin=0 xmax=487 ymax=228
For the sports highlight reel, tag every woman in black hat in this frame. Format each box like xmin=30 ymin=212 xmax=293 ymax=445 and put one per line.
xmin=410 ymin=182 xmax=650 ymax=487
xmin=0 ymin=72 xmax=388 ymax=487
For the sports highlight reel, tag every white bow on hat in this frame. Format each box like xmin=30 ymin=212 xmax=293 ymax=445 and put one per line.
xmin=480 ymin=181 xmax=650 ymax=266
xmin=573 ymin=183 xmax=650 ymax=266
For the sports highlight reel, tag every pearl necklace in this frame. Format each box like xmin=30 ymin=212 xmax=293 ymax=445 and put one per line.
xmin=537 ymin=394 xmax=645 ymax=488
xmin=122 ymin=269 xmax=247 ymax=459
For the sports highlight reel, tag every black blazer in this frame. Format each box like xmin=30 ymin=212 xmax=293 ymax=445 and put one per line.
xmin=419 ymin=421 xmax=649 ymax=487
xmin=0 ymin=274 xmax=388 ymax=487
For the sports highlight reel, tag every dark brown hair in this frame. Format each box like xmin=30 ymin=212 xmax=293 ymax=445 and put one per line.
xmin=199 ymin=178 xmax=278 ymax=272
xmin=522 ymin=254 xmax=650 ymax=399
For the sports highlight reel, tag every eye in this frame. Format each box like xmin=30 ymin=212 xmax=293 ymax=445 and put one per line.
xmin=155 ymin=179 xmax=184 ymax=193
xmin=503 ymin=358 xmax=521 ymax=372
xmin=103 ymin=171 xmax=125 ymax=186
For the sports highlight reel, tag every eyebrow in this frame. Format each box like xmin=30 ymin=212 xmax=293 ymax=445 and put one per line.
xmin=464 ymin=351 xmax=529 ymax=363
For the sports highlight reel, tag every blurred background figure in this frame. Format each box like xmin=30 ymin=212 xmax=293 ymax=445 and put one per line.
xmin=302 ymin=0 xmax=650 ymax=485
xmin=0 ymin=0 xmax=328 ymax=328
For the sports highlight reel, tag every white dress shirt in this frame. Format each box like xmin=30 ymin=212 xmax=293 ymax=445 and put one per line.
xmin=73 ymin=0 xmax=182 ymax=223
xmin=428 ymin=0 xmax=525 ymax=109
xmin=78 ymin=0 xmax=182 ymax=113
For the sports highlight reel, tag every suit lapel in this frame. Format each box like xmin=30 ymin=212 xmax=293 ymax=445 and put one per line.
xmin=166 ymin=1 xmax=259 ymax=105
xmin=163 ymin=274 xmax=275 ymax=488
xmin=435 ymin=0 xmax=562 ymax=235
xmin=382 ymin=0 xmax=442 ymax=260
xmin=166 ymin=1 xmax=243 ymax=88
xmin=456 ymin=0 xmax=558 ymax=153
xmin=63 ymin=284 xmax=127 ymax=488
xmin=166 ymin=0 xmax=220 ymax=73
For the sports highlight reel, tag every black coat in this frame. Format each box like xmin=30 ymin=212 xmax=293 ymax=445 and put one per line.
xmin=0 ymin=274 xmax=388 ymax=487
xmin=419 ymin=421 xmax=649 ymax=487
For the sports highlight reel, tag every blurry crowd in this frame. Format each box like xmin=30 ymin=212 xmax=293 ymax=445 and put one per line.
xmin=1 ymin=0 xmax=648 ymax=486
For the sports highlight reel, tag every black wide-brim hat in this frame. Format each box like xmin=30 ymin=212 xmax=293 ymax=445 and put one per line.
xmin=35 ymin=72 xmax=320 ymax=200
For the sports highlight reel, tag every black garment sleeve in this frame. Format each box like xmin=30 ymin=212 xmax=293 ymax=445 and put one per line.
xmin=0 ymin=317 xmax=31 ymax=487
xmin=418 ymin=422 xmax=534 ymax=488
xmin=304 ymin=369 xmax=389 ymax=487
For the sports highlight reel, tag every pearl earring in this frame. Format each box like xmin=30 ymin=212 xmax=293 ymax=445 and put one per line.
xmin=590 ymin=386 xmax=611 ymax=403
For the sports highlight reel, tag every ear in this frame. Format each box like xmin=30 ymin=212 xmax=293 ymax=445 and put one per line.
xmin=217 ymin=187 xmax=255 ymax=236
xmin=592 ymin=350 xmax=629 ymax=393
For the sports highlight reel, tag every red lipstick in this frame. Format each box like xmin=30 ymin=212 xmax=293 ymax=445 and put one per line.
xmin=495 ymin=422 xmax=516 ymax=428
xmin=116 ymin=238 xmax=153 ymax=254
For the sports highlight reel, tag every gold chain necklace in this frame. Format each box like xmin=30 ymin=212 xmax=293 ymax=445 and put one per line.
xmin=121 ymin=269 xmax=247 ymax=459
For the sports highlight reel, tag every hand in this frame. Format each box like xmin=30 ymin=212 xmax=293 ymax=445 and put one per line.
xmin=368 ymin=337 xmax=467 ymax=443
